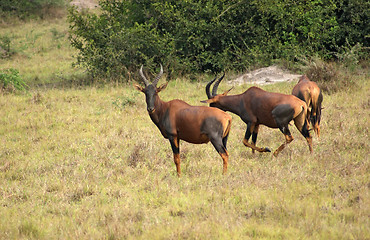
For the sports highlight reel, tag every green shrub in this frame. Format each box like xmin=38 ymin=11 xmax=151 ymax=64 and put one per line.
xmin=0 ymin=68 xmax=28 ymax=93
xmin=68 ymin=0 xmax=369 ymax=81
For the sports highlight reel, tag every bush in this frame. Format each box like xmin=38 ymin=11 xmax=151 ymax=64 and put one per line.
xmin=0 ymin=68 xmax=28 ymax=93
xmin=303 ymin=56 xmax=360 ymax=94
xmin=68 ymin=0 xmax=369 ymax=81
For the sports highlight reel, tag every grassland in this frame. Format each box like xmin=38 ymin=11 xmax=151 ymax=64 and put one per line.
xmin=0 ymin=17 xmax=84 ymax=86
xmin=1 ymin=16 xmax=369 ymax=239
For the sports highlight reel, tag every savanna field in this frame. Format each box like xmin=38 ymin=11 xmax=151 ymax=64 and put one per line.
xmin=1 ymin=9 xmax=369 ymax=240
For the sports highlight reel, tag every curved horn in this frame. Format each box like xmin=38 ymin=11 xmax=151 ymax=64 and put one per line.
xmin=152 ymin=64 xmax=164 ymax=86
xmin=205 ymin=76 xmax=217 ymax=99
xmin=139 ymin=65 xmax=150 ymax=86
xmin=212 ymin=71 xmax=225 ymax=97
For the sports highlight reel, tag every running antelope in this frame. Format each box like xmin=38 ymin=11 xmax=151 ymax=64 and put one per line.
xmin=202 ymin=73 xmax=313 ymax=156
xmin=292 ymin=75 xmax=323 ymax=137
xmin=134 ymin=65 xmax=232 ymax=176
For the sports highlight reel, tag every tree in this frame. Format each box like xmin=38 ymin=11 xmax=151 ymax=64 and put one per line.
xmin=68 ymin=0 xmax=369 ymax=81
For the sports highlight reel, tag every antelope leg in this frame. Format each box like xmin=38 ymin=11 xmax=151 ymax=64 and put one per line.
xmin=169 ymin=136 xmax=181 ymax=177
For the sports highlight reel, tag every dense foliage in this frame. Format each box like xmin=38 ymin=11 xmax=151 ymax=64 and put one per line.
xmin=68 ymin=0 xmax=369 ymax=79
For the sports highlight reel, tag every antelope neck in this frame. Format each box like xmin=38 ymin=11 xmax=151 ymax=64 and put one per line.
xmin=218 ymin=94 xmax=243 ymax=115
xmin=149 ymin=95 xmax=164 ymax=115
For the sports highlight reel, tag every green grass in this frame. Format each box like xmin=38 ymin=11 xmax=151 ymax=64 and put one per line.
xmin=0 ymin=77 xmax=369 ymax=239
xmin=0 ymin=14 xmax=369 ymax=240
xmin=0 ymin=17 xmax=83 ymax=86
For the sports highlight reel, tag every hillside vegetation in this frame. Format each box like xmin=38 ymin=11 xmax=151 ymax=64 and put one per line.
xmin=0 ymin=1 xmax=369 ymax=239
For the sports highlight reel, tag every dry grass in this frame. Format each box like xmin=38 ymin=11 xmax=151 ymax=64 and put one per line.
xmin=0 ymin=77 xmax=369 ymax=239
xmin=0 ymin=17 xmax=84 ymax=86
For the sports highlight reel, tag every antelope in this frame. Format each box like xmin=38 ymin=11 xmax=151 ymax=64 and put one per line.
xmin=134 ymin=65 xmax=232 ymax=176
xmin=292 ymin=75 xmax=323 ymax=137
xmin=202 ymin=73 xmax=313 ymax=157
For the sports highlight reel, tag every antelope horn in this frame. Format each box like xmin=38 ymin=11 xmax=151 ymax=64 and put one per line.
xmin=205 ymin=76 xmax=217 ymax=99
xmin=139 ymin=65 xmax=150 ymax=86
xmin=212 ymin=71 xmax=225 ymax=97
xmin=152 ymin=64 xmax=164 ymax=87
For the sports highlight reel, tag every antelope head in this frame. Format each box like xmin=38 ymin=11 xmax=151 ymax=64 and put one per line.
xmin=201 ymin=72 xmax=233 ymax=109
xmin=134 ymin=64 xmax=167 ymax=113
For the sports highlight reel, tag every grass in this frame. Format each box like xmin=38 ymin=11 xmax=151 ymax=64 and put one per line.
xmin=0 ymin=17 xmax=84 ymax=86
xmin=0 ymin=77 xmax=369 ymax=239
xmin=0 ymin=14 xmax=369 ymax=240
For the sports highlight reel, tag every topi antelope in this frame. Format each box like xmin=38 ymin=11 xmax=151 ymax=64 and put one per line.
xmin=134 ymin=65 xmax=232 ymax=176
xmin=292 ymin=75 xmax=323 ymax=137
xmin=201 ymin=73 xmax=313 ymax=157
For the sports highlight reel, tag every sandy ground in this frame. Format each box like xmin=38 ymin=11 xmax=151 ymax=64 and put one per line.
xmin=229 ymin=66 xmax=302 ymax=85
xmin=70 ymin=0 xmax=98 ymax=9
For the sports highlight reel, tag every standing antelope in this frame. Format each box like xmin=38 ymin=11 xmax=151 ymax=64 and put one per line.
xmin=202 ymin=73 xmax=313 ymax=157
xmin=134 ymin=65 xmax=232 ymax=176
xmin=292 ymin=75 xmax=323 ymax=137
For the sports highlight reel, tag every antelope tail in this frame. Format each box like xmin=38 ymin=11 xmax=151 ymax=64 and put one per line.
xmin=223 ymin=117 xmax=232 ymax=138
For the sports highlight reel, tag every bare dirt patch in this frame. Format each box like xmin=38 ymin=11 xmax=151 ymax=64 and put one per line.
xmin=229 ymin=66 xmax=302 ymax=85
xmin=70 ymin=0 xmax=98 ymax=9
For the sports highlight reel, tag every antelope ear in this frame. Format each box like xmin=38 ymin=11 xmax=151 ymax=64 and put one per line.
xmin=200 ymin=98 xmax=216 ymax=104
xmin=222 ymin=87 xmax=234 ymax=96
xmin=157 ymin=82 xmax=168 ymax=92
xmin=133 ymin=84 xmax=145 ymax=93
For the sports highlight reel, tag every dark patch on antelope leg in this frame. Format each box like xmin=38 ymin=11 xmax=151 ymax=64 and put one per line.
xmin=222 ymin=132 xmax=229 ymax=151
xmin=244 ymin=123 xmax=252 ymax=141
xmin=243 ymin=124 xmax=270 ymax=153
xmin=202 ymin=117 xmax=230 ymax=175
xmin=294 ymin=108 xmax=313 ymax=153
xmin=301 ymin=119 xmax=313 ymax=153
xmin=251 ymin=130 xmax=257 ymax=154
xmin=273 ymin=126 xmax=293 ymax=157
xmin=251 ymin=132 xmax=257 ymax=146
xmin=300 ymin=118 xmax=310 ymax=139
xmin=210 ymin=138 xmax=227 ymax=154
xmin=210 ymin=136 xmax=228 ymax=175
xmin=251 ymin=125 xmax=268 ymax=153
xmin=201 ymin=117 xmax=224 ymax=139
xmin=317 ymin=90 xmax=323 ymax=125
xmin=213 ymin=146 xmax=228 ymax=175
xmin=169 ymin=136 xmax=181 ymax=177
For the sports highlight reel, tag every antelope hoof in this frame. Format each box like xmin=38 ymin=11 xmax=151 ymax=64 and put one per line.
xmin=273 ymin=151 xmax=279 ymax=157
xmin=264 ymin=147 xmax=271 ymax=152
